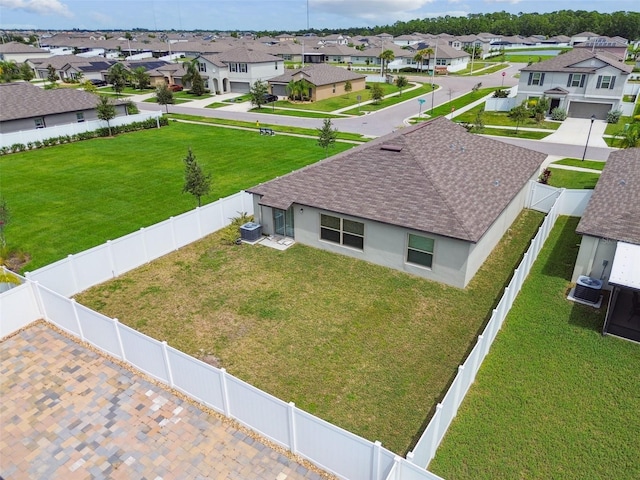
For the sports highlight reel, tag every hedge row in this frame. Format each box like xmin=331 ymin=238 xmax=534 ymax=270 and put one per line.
xmin=0 ymin=117 xmax=169 ymax=156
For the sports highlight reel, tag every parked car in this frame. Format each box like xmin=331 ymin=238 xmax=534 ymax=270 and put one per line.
xmin=168 ymin=84 xmax=183 ymax=92
xmin=263 ymin=93 xmax=278 ymax=103
xmin=88 ymin=79 xmax=107 ymax=87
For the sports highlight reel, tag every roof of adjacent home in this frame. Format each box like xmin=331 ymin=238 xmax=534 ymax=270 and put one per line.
xmin=268 ymin=63 xmax=365 ymax=86
xmin=0 ymin=82 xmax=102 ymax=122
xmin=216 ymin=47 xmax=281 ymax=63
xmin=576 ymin=148 xmax=640 ymax=245
xmin=248 ymin=117 xmax=546 ymax=243
xmin=520 ymin=48 xmax=633 ymax=74
xmin=0 ymin=41 xmax=49 ymax=54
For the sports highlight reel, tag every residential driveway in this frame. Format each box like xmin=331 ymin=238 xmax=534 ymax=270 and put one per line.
xmin=0 ymin=322 xmax=331 ymax=480
xmin=541 ymin=117 xmax=608 ymax=148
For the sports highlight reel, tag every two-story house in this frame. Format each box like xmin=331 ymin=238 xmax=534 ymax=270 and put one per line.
xmin=515 ymin=49 xmax=633 ymax=119
xmin=195 ymin=47 xmax=283 ymax=94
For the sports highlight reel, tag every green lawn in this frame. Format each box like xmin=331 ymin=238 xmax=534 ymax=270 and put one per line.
xmin=478 ymin=127 xmax=552 ymax=140
xmin=166 ymin=113 xmax=368 ymax=142
xmin=429 ymin=216 xmax=640 ymax=480
xmin=468 ymin=63 xmax=509 ymax=75
xmin=271 ymin=82 xmax=416 ymax=113
xmin=604 ymin=116 xmax=634 ymax=135
xmin=454 ymin=104 xmax=560 ymax=130
xmin=547 ymin=167 xmax=600 ymax=189
xmin=341 ymin=83 xmax=438 ymax=115
xmin=551 ymin=158 xmax=606 ymax=171
xmin=253 ymin=108 xmax=342 ymax=119
xmin=1 ymin=123 xmax=354 ymax=271
xmin=76 ymin=209 xmax=545 ymax=455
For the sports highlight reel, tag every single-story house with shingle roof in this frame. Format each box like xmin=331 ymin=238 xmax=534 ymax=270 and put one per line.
xmin=268 ymin=63 xmax=366 ymax=101
xmin=0 ymin=82 xmax=127 ymax=134
xmin=572 ymin=148 xmax=640 ymax=342
xmin=0 ymin=41 xmax=51 ymax=63
xmin=247 ymin=117 xmax=547 ymax=288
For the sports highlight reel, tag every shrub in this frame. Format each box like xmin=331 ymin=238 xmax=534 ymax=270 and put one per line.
xmin=492 ymin=88 xmax=510 ymax=98
xmin=606 ymin=109 xmax=623 ymax=124
xmin=10 ymin=143 xmax=26 ymax=153
xmin=218 ymin=212 xmax=254 ymax=245
xmin=538 ymin=168 xmax=552 ymax=184
xmin=551 ymin=108 xmax=567 ymax=121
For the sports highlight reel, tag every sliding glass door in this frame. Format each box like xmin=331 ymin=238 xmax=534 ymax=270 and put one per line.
xmin=273 ymin=207 xmax=294 ymax=238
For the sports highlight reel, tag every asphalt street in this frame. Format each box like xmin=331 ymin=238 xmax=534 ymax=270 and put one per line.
xmin=137 ymin=62 xmax=615 ymax=160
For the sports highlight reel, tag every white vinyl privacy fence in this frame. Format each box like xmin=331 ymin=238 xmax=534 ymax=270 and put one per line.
xmin=0 ymin=110 xmax=162 ymax=149
xmin=1 ymin=184 xmax=590 ymax=480
xmin=26 ymin=191 xmax=254 ymax=297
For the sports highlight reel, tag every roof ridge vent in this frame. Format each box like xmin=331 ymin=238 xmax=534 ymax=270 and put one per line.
xmin=380 ymin=144 xmax=403 ymax=152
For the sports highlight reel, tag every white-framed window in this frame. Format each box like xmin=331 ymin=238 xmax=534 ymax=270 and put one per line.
xmin=527 ymin=72 xmax=545 ymax=86
xmin=567 ymin=73 xmax=585 ymax=88
xmin=229 ymin=63 xmax=248 ymax=73
xmin=436 ymin=58 xmax=447 ymax=66
xmin=320 ymin=214 xmax=364 ymax=250
xmin=197 ymin=62 xmax=206 ymax=72
xmin=34 ymin=117 xmax=45 ymax=129
xmin=406 ymin=234 xmax=434 ymax=269
xmin=76 ymin=112 xmax=85 ymax=123
xmin=332 ymin=83 xmax=336 ymax=93
xmin=596 ymin=75 xmax=616 ymax=89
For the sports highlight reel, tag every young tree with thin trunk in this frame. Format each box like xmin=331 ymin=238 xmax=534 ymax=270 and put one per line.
xmin=156 ymin=84 xmax=174 ymax=113
xmin=509 ymin=102 xmax=528 ymax=134
xmin=344 ymin=80 xmax=352 ymax=97
xmin=182 ymin=148 xmax=211 ymax=207
xmin=96 ymin=95 xmax=116 ymax=136
xmin=370 ymin=83 xmax=384 ymax=104
xmin=395 ymin=75 xmax=408 ymax=96
xmin=317 ymin=118 xmax=338 ymax=158
xmin=249 ymin=79 xmax=269 ymax=109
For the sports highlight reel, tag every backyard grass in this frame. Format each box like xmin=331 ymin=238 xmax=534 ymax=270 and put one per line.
xmin=76 ymin=209 xmax=544 ymax=455
xmin=547 ymin=167 xmax=600 ymax=189
xmin=166 ymin=113 xmax=368 ymax=142
xmin=429 ymin=216 xmax=640 ymax=480
xmin=454 ymin=104 xmax=561 ymax=130
xmin=1 ymin=123 xmax=353 ymax=271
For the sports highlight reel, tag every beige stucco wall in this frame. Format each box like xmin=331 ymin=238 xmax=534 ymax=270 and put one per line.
xmin=572 ymin=235 xmax=618 ymax=288
xmin=312 ymin=78 xmax=366 ymax=101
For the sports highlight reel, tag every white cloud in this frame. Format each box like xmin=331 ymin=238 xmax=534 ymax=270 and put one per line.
xmin=483 ymin=0 xmax=523 ymax=4
xmin=311 ymin=0 xmax=436 ymax=23
xmin=0 ymin=0 xmax=73 ymax=17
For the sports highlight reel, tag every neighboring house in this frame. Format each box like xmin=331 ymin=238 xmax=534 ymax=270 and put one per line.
xmin=268 ymin=63 xmax=366 ymax=101
xmin=515 ymin=49 xmax=633 ymax=119
xmin=574 ymin=36 xmax=629 ymax=60
xmin=407 ymin=42 xmax=470 ymax=73
xmin=247 ymin=117 xmax=546 ymax=288
xmin=572 ymin=148 xmax=640 ymax=342
xmin=0 ymin=82 xmax=127 ymax=134
xmin=197 ymin=47 xmax=284 ymax=93
xmin=570 ymin=31 xmax=600 ymax=46
xmin=0 ymin=41 xmax=51 ymax=63
xmin=27 ymin=54 xmax=116 ymax=82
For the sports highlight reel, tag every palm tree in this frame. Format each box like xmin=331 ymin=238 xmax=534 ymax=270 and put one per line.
xmin=418 ymin=47 xmax=434 ymax=74
xmin=107 ymin=62 xmax=129 ymax=95
xmin=413 ymin=52 xmax=424 ymax=72
xmin=379 ymin=49 xmax=395 ymax=76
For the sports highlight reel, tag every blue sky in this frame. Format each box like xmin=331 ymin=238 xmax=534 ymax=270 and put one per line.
xmin=0 ymin=0 xmax=637 ymax=31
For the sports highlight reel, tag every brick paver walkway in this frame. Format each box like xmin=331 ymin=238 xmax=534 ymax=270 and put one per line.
xmin=0 ymin=322 xmax=330 ymax=480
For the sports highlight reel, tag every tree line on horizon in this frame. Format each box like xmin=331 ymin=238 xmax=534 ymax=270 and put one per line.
xmin=258 ymin=10 xmax=640 ymax=42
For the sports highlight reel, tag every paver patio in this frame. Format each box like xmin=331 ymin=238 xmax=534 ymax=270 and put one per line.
xmin=0 ymin=322 xmax=332 ymax=480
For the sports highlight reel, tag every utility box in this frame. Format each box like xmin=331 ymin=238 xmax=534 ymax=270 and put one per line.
xmin=240 ymin=222 xmax=262 ymax=242
xmin=574 ymin=275 xmax=603 ymax=304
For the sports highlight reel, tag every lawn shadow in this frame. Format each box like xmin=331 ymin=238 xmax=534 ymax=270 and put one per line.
xmin=539 ymin=216 xmax=581 ymax=280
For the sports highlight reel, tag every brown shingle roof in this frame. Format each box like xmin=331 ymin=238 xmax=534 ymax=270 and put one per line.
xmin=216 ymin=47 xmax=281 ymax=63
xmin=0 ymin=41 xmax=49 ymax=54
xmin=520 ymin=48 xmax=633 ymax=74
xmin=268 ymin=63 xmax=365 ymax=87
xmin=248 ymin=117 xmax=546 ymax=242
xmin=0 ymin=82 xmax=101 ymax=122
xmin=576 ymin=148 xmax=640 ymax=245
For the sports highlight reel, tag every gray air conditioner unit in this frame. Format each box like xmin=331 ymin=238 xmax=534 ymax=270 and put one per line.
xmin=240 ymin=222 xmax=262 ymax=242
xmin=574 ymin=275 xmax=603 ymax=304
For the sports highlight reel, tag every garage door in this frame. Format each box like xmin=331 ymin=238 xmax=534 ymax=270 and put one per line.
xmin=568 ymin=102 xmax=612 ymax=120
xmin=271 ymin=84 xmax=288 ymax=97
xmin=230 ymin=81 xmax=250 ymax=93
